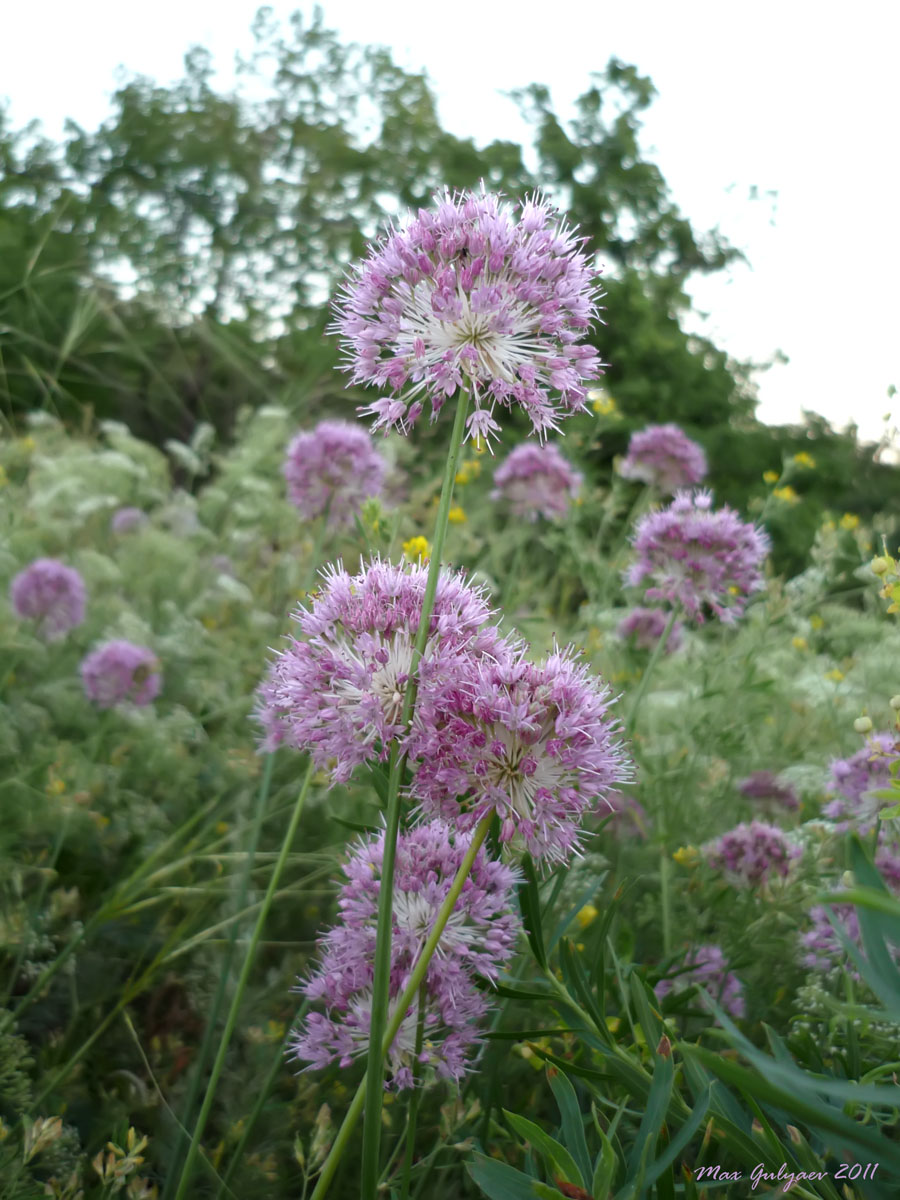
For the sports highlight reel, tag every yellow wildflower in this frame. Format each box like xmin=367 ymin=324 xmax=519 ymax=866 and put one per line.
xmin=402 ymin=536 xmax=430 ymax=563
xmin=840 ymin=512 xmax=859 ymax=530
xmin=576 ymin=903 xmax=599 ymax=929
xmin=454 ymin=459 xmax=482 ymax=485
xmin=792 ymin=451 xmax=816 ymax=469
xmin=791 ymin=636 xmax=808 ymax=651
xmin=763 ymin=470 xmax=779 ymax=485
xmin=672 ymin=845 xmax=699 ymax=867
xmin=825 ymin=668 xmax=844 ymax=683
xmin=20 ymin=436 xmax=36 ymax=453
xmin=772 ymin=485 xmax=800 ymax=504
xmin=589 ymin=389 xmax=618 ymax=416
xmin=809 ymin=613 xmax=825 ymax=630
xmin=448 ymin=506 xmax=467 ymax=524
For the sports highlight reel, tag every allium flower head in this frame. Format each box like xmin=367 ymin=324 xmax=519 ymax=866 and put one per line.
xmin=283 ymin=419 xmax=386 ymax=527
xmin=702 ymin=820 xmax=801 ymax=888
xmin=332 ymin=187 xmax=602 ymax=443
xmin=625 ymin=490 xmax=770 ymax=625
xmin=81 ymin=640 xmax=162 ymax=708
xmin=824 ymin=732 xmax=900 ymax=833
xmin=411 ymin=645 xmax=632 ymax=865
xmin=110 ymin=506 xmax=148 ymax=533
xmin=256 ymin=558 xmax=504 ymax=782
xmin=616 ymin=606 xmax=684 ymax=653
xmin=10 ymin=558 xmax=86 ymax=641
xmin=491 ymin=442 xmax=582 ymax=521
xmin=619 ymin=424 xmax=708 ymax=493
xmin=290 ymin=820 xmax=521 ymax=1087
xmin=737 ymin=770 xmax=800 ymax=812
xmin=655 ymin=944 xmax=745 ymax=1018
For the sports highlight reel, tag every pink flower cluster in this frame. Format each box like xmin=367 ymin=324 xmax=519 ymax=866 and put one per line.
xmin=616 ymin=606 xmax=684 ymax=653
xmin=283 ymin=419 xmax=386 ymax=528
xmin=625 ymin=490 xmax=770 ymax=625
xmin=290 ymin=821 xmax=521 ymax=1087
xmin=411 ymin=646 xmax=631 ymax=864
xmin=81 ymin=640 xmax=162 ymax=709
xmin=10 ymin=558 xmax=86 ymax=641
xmin=655 ymin=944 xmax=745 ymax=1018
xmin=332 ymin=188 xmax=602 ymax=444
xmin=737 ymin=770 xmax=800 ymax=813
xmin=702 ymin=820 xmax=801 ymax=888
xmin=257 ymin=558 xmax=502 ymax=782
xmin=619 ymin=424 xmax=708 ymax=494
xmin=490 ymin=442 xmax=582 ymax=521
xmin=257 ymin=559 xmax=630 ymax=865
xmin=823 ymin=732 xmax=900 ymax=834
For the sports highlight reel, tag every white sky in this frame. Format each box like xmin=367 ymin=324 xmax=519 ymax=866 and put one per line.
xmin=4 ymin=1 xmax=899 ymax=442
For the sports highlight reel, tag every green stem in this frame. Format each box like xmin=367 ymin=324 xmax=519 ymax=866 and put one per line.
xmin=399 ymin=985 xmax=428 ymax=1200
xmin=360 ymin=387 xmax=470 ymax=1199
xmin=625 ymin=607 xmax=679 ymax=732
xmin=311 ymin=811 xmax=492 ymax=1200
xmin=163 ymin=755 xmax=274 ymax=1200
xmin=173 ymin=758 xmax=315 ymax=1200
xmin=302 ymin=497 xmax=333 ymax=594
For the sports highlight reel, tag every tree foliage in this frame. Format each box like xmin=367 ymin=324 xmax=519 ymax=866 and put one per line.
xmin=0 ymin=5 xmax=895 ymax=565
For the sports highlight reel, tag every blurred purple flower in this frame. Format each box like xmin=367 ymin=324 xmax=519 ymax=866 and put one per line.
xmin=824 ymin=732 xmax=900 ymax=833
xmin=290 ymin=820 xmax=521 ymax=1087
xmin=655 ymin=944 xmax=745 ymax=1018
xmin=616 ymin=606 xmax=684 ymax=652
xmin=283 ymin=419 xmax=386 ymax=528
xmin=625 ymin=490 xmax=769 ymax=625
xmin=490 ymin=442 xmax=582 ymax=521
xmin=702 ymin=820 xmax=801 ymax=888
xmin=332 ymin=187 xmax=602 ymax=443
xmin=619 ymin=424 xmax=708 ymax=494
xmin=110 ymin=506 xmax=147 ymax=534
xmin=737 ymin=770 xmax=800 ymax=812
xmin=10 ymin=558 xmax=86 ymax=641
xmin=81 ymin=640 xmax=161 ymax=708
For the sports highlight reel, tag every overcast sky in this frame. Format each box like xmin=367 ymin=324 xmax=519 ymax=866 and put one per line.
xmin=4 ymin=1 xmax=899 ymax=442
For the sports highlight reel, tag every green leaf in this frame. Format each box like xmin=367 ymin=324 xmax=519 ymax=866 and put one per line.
xmin=628 ymin=973 xmax=664 ymax=1049
xmin=465 ymin=1156 xmax=560 ymax=1200
xmin=502 ymin=1110 xmax=584 ymax=1187
xmin=547 ymin=1068 xmax=593 ymax=1187
xmin=625 ymin=1053 xmax=674 ymax=1177
xmin=591 ymin=1129 xmax=618 ymax=1198
xmin=518 ymin=855 xmax=547 ymax=970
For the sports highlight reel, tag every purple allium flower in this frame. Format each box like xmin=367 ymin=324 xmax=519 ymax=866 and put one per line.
xmin=702 ymin=820 xmax=801 ymax=888
xmin=256 ymin=558 xmax=505 ymax=782
xmin=655 ymin=944 xmax=745 ymax=1019
xmin=619 ymin=424 xmax=708 ymax=494
xmin=800 ymin=903 xmax=865 ymax=976
xmin=10 ymin=558 xmax=86 ymax=641
xmin=283 ymin=419 xmax=386 ymax=528
xmin=410 ymin=645 xmax=632 ymax=865
xmin=110 ymin=506 xmax=147 ymax=534
xmin=81 ymin=640 xmax=162 ymax=709
xmin=823 ymin=732 xmax=900 ymax=833
xmin=616 ymin=606 xmax=684 ymax=653
xmin=625 ymin=490 xmax=770 ymax=625
xmin=332 ymin=187 xmax=602 ymax=444
xmin=490 ymin=442 xmax=582 ymax=521
xmin=737 ymin=770 xmax=800 ymax=813
xmin=290 ymin=820 xmax=521 ymax=1087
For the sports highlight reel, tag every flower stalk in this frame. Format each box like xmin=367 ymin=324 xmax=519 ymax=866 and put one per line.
xmin=360 ymin=386 xmax=470 ymax=1198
